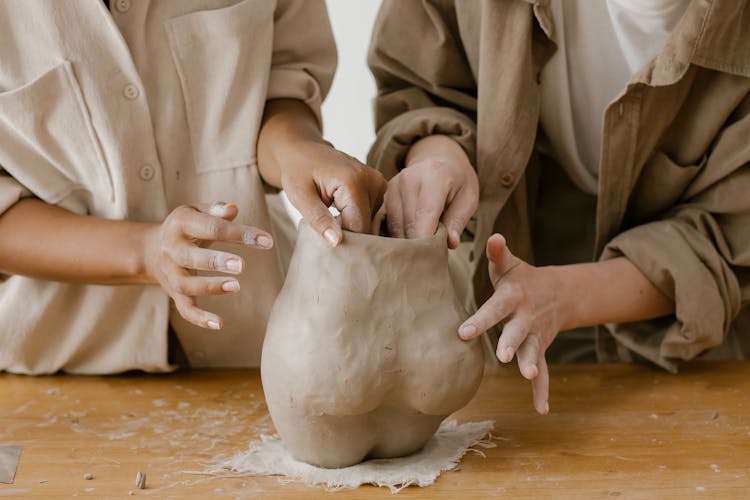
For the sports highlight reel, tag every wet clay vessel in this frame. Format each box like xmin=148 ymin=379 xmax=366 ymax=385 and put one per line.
xmin=261 ymin=222 xmax=484 ymax=468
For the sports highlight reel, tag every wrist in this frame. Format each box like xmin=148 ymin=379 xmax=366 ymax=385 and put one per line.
xmin=405 ymin=135 xmax=472 ymax=168
xmin=132 ymin=222 xmax=160 ymax=285
xmin=547 ymin=264 xmax=584 ymax=332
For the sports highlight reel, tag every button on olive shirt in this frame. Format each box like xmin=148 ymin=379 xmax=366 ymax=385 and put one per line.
xmin=368 ymin=0 xmax=750 ymax=371
xmin=0 ymin=0 xmax=335 ymax=374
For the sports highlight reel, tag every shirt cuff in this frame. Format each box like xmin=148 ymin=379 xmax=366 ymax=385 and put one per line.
xmin=0 ymin=174 xmax=31 ymax=215
xmin=266 ymin=68 xmax=327 ymax=130
xmin=367 ymin=107 xmax=477 ymax=179
xmin=600 ymin=218 xmax=742 ymax=372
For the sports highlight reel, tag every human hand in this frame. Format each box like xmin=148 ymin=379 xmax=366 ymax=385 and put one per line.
xmin=280 ymin=141 xmax=387 ymax=246
xmin=457 ymin=234 xmax=565 ymax=414
xmin=385 ymin=135 xmax=478 ymax=248
xmin=142 ymin=202 xmax=273 ymax=330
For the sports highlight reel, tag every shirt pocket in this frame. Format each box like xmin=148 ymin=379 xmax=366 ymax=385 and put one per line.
xmin=165 ymin=0 xmax=275 ymax=174
xmin=629 ymin=149 xmax=707 ymax=221
xmin=0 ymin=61 xmax=113 ymax=204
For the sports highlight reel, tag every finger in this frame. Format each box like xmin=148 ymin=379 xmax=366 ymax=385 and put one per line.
xmin=173 ymin=274 xmax=241 ymax=297
xmin=441 ymin=184 xmax=478 ymax=249
xmin=171 ymin=244 xmax=245 ymax=274
xmin=286 ymin=182 xmax=341 ymax=247
xmin=173 ymin=294 xmax=223 ymax=330
xmin=334 ymin=183 xmax=373 ymax=234
xmin=401 ymin=171 xmax=420 ymax=239
xmin=487 ymin=233 xmax=519 ymax=282
xmin=516 ymin=334 xmax=541 ymax=380
xmin=532 ymin=355 xmax=550 ymax=414
xmin=486 ymin=233 xmax=508 ymax=275
xmin=413 ymin=176 xmax=447 ymax=239
xmin=371 ymin=204 xmax=386 ymax=236
xmin=385 ymin=180 xmax=406 ymax=238
xmin=177 ymin=207 xmax=273 ymax=249
xmin=201 ymin=201 xmax=239 ymax=221
xmin=458 ymin=286 xmax=519 ymax=340
xmin=367 ymin=169 xmax=388 ymax=222
xmin=496 ymin=316 xmax=532 ymax=363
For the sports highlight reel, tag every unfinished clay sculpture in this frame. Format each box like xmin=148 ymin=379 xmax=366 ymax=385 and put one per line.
xmin=261 ymin=223 xmax=484 ymax=468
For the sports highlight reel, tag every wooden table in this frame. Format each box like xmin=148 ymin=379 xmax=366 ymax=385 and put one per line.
xmin=1 ymin=362 xmax=749 ymax=498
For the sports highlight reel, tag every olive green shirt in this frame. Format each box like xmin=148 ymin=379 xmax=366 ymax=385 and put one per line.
xmin=368 ymin=0 xmax=750 ymax=372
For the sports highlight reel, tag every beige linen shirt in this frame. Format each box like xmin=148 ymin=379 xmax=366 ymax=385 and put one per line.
xmin=0 ymin=0 xmax=335 ymax=374
xmin=368 ymin=0 xmax=750 ymax=372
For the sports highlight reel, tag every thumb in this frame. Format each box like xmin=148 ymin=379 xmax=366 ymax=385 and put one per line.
xmin=205 ymin=201 xmax=239 ymax=221
xmin=287 ymin=183 xmax=342 ymax=247
xmin=486 ymin=233 xmax=516 ymax=281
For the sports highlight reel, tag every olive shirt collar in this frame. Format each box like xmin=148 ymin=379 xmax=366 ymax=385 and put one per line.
xmin=527 ymin=0 xmax=750 ymax=87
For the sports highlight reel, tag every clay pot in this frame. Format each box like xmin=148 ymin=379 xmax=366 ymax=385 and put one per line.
xmin=261 ymin=223 xmax=485 ymax=468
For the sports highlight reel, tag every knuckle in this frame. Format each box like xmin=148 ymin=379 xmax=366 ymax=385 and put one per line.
xmin=173 ymin=279 xmax=186 ymax=296
xmin=423 ymin=158 xmax=447 ymax=174
xmin=179 ymin=247 xmax=195 ymax=268
xmin=207 ymin=252 xmax=219 ymax=271
xmin=442 ymin=177 xmax=456 ymax=194
xmin=205 ymin=219 xmax=220 ymax=239
xmin=309 ymin=210 xmax=331 ymax=229
xmin=163 ymin=215 xmax=181 ymax=234
xmin=158 ymin=242 xmax=172 ymax=262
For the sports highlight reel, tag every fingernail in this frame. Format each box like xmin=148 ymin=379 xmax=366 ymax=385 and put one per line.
xmin=209 ymin=201 xmax=227 ymax=216
xmin=544 ymin=401 xmax=550 ymax=414
xmin=207 ymin=320 xmax=221 ymax=330
xmin=324 ymin=228 xmax=340 ymax=247
xmin=502 ymin=347 xmax=514 ymax=362
xmin=225 ymin=258 xmax=242 ymax=274
xmin=255 ymin=234 xmax=274 ymax=249
xmin=450 ymin=230 xmax=460 ymax=245
xmin=221 ymin=280 xmax=240 ymax=292
xmin=458 ymin=324 xmax=477 ymax=339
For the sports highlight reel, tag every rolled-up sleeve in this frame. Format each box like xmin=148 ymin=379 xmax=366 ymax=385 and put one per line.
xmin=601 ymin=102 xmax=750 ymax=372
xmin=0 ymin=168 xmax=31 ymax=215
xmin=367 ymin=0 xmax=478 ymax=179
xmin=267 ymin=0 xmax=337 ymax=127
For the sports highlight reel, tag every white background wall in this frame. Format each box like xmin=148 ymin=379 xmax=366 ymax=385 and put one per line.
xmin=321 ymin=0 xmax=382 ymax=162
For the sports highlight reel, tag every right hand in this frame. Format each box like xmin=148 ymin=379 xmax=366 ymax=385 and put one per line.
xmin=384 ymin=135 xmax=478 ymax=248
xmin=142 ymin=202 xmax=273 ymax=330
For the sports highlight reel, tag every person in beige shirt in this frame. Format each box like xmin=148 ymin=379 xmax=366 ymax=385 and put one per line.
xmin=0 ymin=1 xmax=385 ymax=374
xmin=368 ymin=0 xmax=750 ymax=414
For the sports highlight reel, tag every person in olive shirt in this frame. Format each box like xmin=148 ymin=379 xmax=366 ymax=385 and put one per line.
xmin=368 ymin=0 xmax=750 ymax=413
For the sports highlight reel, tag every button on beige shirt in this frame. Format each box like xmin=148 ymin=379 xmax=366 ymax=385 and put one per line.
xmin=0 ymin=0 xmax=336 ymax=374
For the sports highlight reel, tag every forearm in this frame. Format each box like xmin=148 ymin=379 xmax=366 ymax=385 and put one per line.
xmin=405 ymin=135 xmax=472 ymax=168
xmin=553 ymin=257 xmax=675 ymax=331
xmin=0 ymin=198 xmax=155 ymax=285
xmin=257 ymin=99 xmax=327 ymax=188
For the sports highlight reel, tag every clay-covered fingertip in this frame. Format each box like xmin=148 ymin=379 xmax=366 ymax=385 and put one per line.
xmin=448 ymin=230 xmax=460 ymax=249
xmin=497 ymin=346 xmax=514 ymax=363
xmin=521 ymin=364 xmax=539 ymax=380
xmin=209 ymin=201 xmax=234 ymax=216
xmin=324 ymin=228 xmax=341 ymax=247
xmin=256 ymin=234 xmax=274 ymax=249
xmin=458 ymin=323 xmax=477 ymax=339
xmin=538 ymin=401 xmax=550 ymax=415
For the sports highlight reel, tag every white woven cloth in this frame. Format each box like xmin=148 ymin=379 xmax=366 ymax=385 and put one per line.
xmin=210 ymin=419 xmax=495 ymax=493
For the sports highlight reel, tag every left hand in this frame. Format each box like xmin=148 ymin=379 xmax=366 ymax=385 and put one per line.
xmin=457 ymin=234 xmax=565 ymax=414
